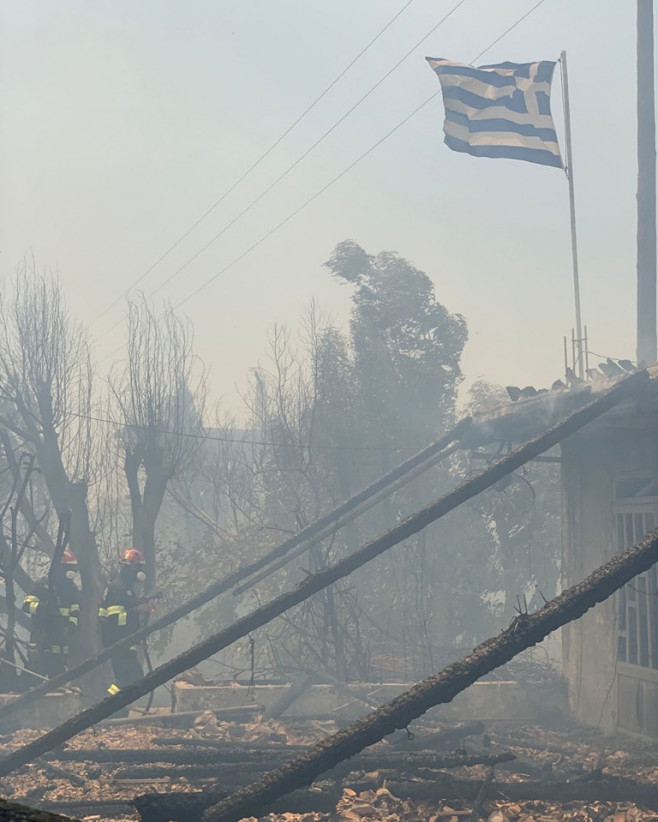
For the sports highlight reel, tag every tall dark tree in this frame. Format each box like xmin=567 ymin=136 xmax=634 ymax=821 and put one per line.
xmin=323 ymin=242 xmax=470 ymax=675
xmin=325 ymin=240 xmax=467 ymax=454
xmin=110 ymin=299 xmax=206 ymax=591
xmin=0 ymin=266 xmax=102 ymax=662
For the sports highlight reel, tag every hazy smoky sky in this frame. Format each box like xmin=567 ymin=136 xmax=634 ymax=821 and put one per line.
xmin=0 ymin=1 xmax=647 ymax=414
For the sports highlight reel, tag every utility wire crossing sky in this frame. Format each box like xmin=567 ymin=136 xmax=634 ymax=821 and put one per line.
xmin=0 ymin=0 xmax=644 ymax=412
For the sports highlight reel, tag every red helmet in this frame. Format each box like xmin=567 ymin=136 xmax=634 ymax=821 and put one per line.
xmin=120 ymin=547 xmax=145 ymax=566
xmin=61 ymin=548 xmax=77 ymax=566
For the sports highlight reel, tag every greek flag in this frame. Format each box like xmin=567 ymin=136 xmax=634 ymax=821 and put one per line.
xmin=426 ymin=58 xmax=563 ymax=168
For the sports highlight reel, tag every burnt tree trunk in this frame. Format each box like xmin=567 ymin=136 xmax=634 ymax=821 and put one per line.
xmin=34 ymin=402 xmax=103 ymax=667
xmin=124 ymin=441 xmax=168 ymax=594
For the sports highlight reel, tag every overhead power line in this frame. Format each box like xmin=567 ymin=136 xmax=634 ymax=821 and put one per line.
xmin=176 ymin=95 xmax=439 ymax=308
xmin=62 ymin=408 xmax=425 ymax=454
xmin=90 ymin=0 xmax=418 ymax=331
xmin=471 ymin=0 xmax=548 ymax=63
xmin=92 ymin=0 xmax=469 ymax=346
xmin=174 ymin=0 xmax=550 ymax=309
xmin=144 ymin=0 xmax=468 ymax=301
xmin=94 ymin=0 xmax=550 ymax=365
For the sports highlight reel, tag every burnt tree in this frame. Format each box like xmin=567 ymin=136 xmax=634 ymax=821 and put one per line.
xmin=0 ymin=268 xmax=102 ymax=662
xmin=110 ymin=298 xmax=206 ymax=590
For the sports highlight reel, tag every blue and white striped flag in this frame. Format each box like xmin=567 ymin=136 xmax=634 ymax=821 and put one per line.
xmin=426 ymin=58 xmax=563 ymax=168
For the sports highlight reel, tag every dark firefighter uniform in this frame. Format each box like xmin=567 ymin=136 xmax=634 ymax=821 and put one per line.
xmin=98 ymin=548 xmax=147 ymax=695
xmin=22 ymin=552 xmax=80 ymax=678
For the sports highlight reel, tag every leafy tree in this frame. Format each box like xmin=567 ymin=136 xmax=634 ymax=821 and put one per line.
xmin=325 ymin=240 xmax=467 ymax=454
xmin=324 ymin=241 xmax=469 ymax=676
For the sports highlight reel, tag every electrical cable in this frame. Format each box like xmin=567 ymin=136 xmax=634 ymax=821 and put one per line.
xmin=171 ymin=0 xmax=553 ymax=310
xmin=94 ymin=0 xmax=551 ymax=360
xmin=92 ymin=0 xmax=468 ymax=345
xmin=587 ymin=350 xmax=637 ymax=364
xmin=89 ymin=0 xmax=418 ymax=330
xmin=471 ymin=0 xmax=548 ymax=63
xmin=91 ymin=88 xmax=434 ymax=367
xmin=177 ymin=93 xmax=438 ymax=308
xmin=145 ymin=0 xmax=468 ymax=301
xmin=61 ymin=407 xmax=425 ymax=453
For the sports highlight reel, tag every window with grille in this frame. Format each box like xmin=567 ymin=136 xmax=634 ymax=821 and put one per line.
xmin=615 ymin=484 xmax=658 ymax=668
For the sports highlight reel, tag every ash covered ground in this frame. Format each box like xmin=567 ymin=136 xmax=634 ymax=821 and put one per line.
xmin=2 ymin=714 xmax=658 ymax=822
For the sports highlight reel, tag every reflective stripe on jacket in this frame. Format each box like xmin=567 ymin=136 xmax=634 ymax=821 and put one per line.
xmin=23 ymin=577 xmax=80 ymax=655
xmin=99 ymin=575 xmax=141 ymax=648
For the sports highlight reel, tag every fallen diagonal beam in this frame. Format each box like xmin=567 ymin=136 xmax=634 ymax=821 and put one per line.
xmin=0 ymin=797 xmax=81 ymax=822
xmin=0 ymin=421 xmax=468 ymax=720
xmin=109 ymin=750 xmax=515 ymax=782
xmin=148 ymin=720 xmax=485 ymax=750
xmin=359 ymin=777 xmax=658 ymax=807
xmin=0 ymin=371 xmax=646 ymax=778
xmin=98 ymin=705 xmax=259 ymax=728
xmin=41 ymin=775 xmax=658 ymax=822
xmin=230 ymin=440 xmax=462 ymax=595
xmin=53 ymin=746 xmax=513 ymax=770
xmin=202 ymin=521 xmax=658 ymax=822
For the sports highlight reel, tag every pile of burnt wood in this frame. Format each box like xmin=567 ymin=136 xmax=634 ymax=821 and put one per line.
xmin=7 ymin=719 xmax=658 ymax=822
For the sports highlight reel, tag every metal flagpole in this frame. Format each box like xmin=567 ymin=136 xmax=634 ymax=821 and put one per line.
xmin=636 ymin=0 xmax=657 ymax=365
xmin=559 ymin=50 xmax=584 ymax=379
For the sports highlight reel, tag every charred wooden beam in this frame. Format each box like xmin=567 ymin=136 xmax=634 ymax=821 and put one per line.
xmin=99 ymin=706 xmax=260 ymax=728
xmin=201 ymin=525 xmax=658 ymax=820
xmin=53 ymin=745 xmax=307 ymax=764
xmin=108 ymin=749 xmax=515 ymax=781
xmin=115 ymin=773 xmax=658 ymax=822
xmin=0 ymin=371 xmax=647 ymax=779
xmin=385 ymin=720 xmax=486 ymax=749
xmin=130 ymin=788 xmax=340 ymax=822
xmin=0 ymin=797 xmax=81 ymax=822
xmin=363 ymin=776 xmax=658 ymax=806
xmin=148 ymin=720 xmax=486 ymax=751
xmin=38 ymin=760 xmax=86 ymax=788
xmin=35 ymin=800 xmax=133 ymax=818
xmin=491 ymin=754 xmax=550 ymax=778
xmin=112 ymin=761 xmax=282 ymax=782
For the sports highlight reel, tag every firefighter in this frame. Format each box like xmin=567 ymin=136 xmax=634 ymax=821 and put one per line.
xmin=99 ymin=547 xmax=152 ymax=695
xmin=22 ymin=548 xmax=81 ymax=679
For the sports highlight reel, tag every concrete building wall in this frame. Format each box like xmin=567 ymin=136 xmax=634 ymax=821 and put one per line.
xmin=562 ymin=427 xmax=618 ymax=731
xmin=562 ymin=417 xmax=658 ymax=735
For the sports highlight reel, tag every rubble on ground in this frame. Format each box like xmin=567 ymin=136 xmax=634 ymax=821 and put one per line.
xmin=2 ymin=715 xmax=658 ymax=822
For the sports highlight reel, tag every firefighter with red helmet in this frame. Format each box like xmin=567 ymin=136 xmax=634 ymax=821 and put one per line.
xmin=22 ymin=548 xmax=80 ymax=679
xmin=99 ymin=547 xmax=152 ymax=695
